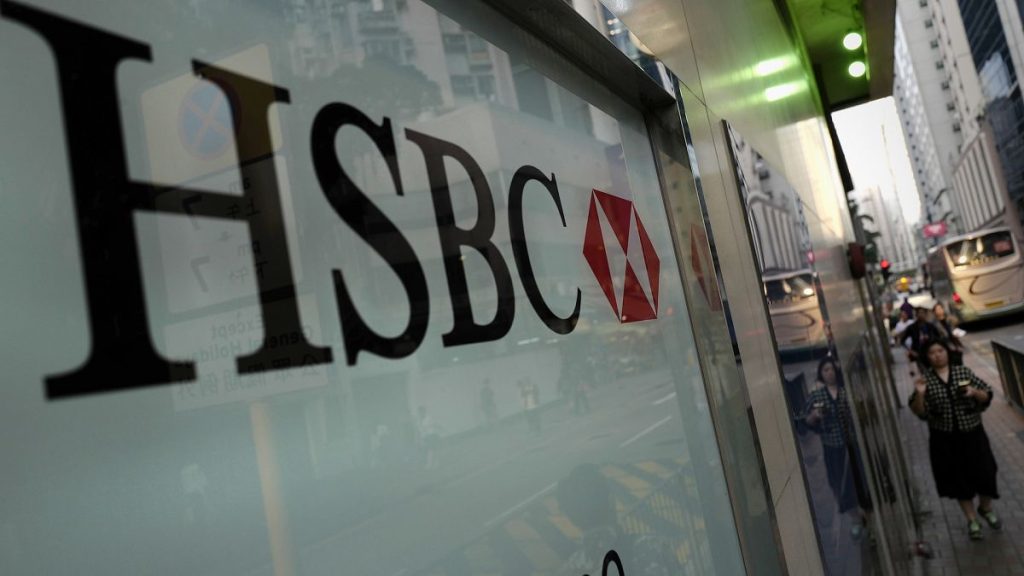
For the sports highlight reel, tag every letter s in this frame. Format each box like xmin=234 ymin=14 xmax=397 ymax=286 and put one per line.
xmin=311 ymin=103 xmax=429 ymax=364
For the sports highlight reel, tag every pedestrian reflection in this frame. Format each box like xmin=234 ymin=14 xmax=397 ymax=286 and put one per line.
xmin=802 ymin=357 xmax=871 ymax=538
xmin=417 ymin=405 xmax=441 ymax=470
xmin=480 ymin=379 xmax=498 ymax=426
xmin=519 ymin=378 xmax=542 ymax=434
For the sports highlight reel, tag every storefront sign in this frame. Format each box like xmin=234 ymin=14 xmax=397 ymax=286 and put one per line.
xmin=0 ymin=1 xmax=660 ymax=400
xmin=923 ymin=221 xmax=948 ymax=238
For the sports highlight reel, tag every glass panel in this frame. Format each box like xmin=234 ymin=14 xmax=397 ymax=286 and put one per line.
xmin=723 ymin=122 xmax=886 ymax=575
xmin=0 ymin=1 xmax=743 ymax=574
xmin=654 ymin=97 xmax=786 ymax=576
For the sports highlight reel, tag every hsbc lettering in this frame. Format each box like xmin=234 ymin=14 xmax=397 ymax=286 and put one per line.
xmin=2 ymin=1 xmax=660 ymax=400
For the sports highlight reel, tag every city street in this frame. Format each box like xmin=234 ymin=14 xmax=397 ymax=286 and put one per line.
xmin=238 ymin=366 xmax=721 ymax=576
xmin=896 ymin=311 xmax=1024 ymax=575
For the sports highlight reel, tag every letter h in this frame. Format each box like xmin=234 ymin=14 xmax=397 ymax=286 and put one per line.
xmin=0 ymin=1 xmax=332 ymax=398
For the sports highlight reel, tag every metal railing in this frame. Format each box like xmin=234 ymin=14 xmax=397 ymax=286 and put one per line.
xmin=992 ymin=339 xmax=1024 ymax=409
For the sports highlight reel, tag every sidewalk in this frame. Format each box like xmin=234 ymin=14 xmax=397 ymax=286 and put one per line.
xmin=893 ymin=343 xmax=1024 ymax=575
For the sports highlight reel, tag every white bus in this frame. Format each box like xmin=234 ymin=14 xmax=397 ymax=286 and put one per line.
xmin=764 ymin=270 xmax=827 ymax=352
xmin=928 ymin=227 xmax=1024 ymax=322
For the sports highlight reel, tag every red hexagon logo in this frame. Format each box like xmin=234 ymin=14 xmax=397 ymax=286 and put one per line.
xmin=583 ymin=189 xmax=660 ymax=322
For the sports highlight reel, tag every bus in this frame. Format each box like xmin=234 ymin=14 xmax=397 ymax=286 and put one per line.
xmin=763 ymin=270 xmax=827 ymax=353
xmin=928 ymin=227 xmax=1024 ymax=322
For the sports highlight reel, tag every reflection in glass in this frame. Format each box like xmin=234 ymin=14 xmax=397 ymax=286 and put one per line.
xmin=723 ymin=122 xmax=881 ymax=574
xmin=0 ymin=0 xmax=746 ymax=574
xmin=801 ymin=358 xmax=872 ymax=533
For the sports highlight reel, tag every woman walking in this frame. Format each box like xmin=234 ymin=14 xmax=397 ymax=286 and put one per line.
xmin=804 ymin=357 xmax=870 ymax=537
xmin=909 ymin=340 xmax=1001 ymax=540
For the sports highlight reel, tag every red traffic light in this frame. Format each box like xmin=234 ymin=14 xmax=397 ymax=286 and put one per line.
xmin=880 ymin=259 xmax=891 ymax=270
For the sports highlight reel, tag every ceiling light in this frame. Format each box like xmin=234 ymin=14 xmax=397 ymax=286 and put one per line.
xmin=755 ymin=57 xmax=787 ymax=77
xmin=765 ymin=82 xmax=801 ymax=101
xmin=843 ymin=31 xmax=863 ymax=51
xmin=848 ymin=61 xmax=867 ymax=78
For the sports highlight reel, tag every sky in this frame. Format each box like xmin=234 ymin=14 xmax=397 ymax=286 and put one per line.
xmin=832 ymin=97 xmax=922 ymax=226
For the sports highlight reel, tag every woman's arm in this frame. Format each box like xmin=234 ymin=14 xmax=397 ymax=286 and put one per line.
xmin=803 ymin=390 xmax=823 ymax=427
xmin=965 ymin=368 xmax=994 ymax=409
xmin=909 ymin=378 xmax=928 ymax=418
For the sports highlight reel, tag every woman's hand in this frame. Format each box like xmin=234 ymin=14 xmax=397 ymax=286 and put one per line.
xmin=806 ymin=408 xmax=822 ymax=425
xmin=910 ymin=379 xmax=928 ymax=417
xmin=966 ymin=386 xmax=990 ymax=402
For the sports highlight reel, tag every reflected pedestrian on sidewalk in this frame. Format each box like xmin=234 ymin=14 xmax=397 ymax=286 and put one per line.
xmin=480 ymin=379 xmax=497 ymax=426
xmin=572 ymin=379 xmax=591 ymax=415
xmin=803 ymin=357 xmax=870 ymax=538
xmin=417 ymin=406 xmax=441 ymax=470
xmin=909 ymin=340 xmax=1001 ymax=541
xmin=519 ymin=379 xmax=541 ymax=434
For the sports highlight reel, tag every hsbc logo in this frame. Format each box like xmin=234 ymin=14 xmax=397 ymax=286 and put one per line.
xmin=583 ymin=190 xmax=660 ymax=322
xmin=1 ymin=1 xmax=662 ymax=400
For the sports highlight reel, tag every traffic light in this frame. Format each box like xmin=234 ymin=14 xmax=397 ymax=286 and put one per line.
xmin=880 ymin=259 xmax=891 ymax=283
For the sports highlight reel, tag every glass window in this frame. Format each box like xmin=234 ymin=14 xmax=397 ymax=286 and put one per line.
xmin=946 ymin=230 xmax=1017 ymax=267
xmin=476 ymin=74 xmax=495 ymax=99
xmin=724 ymin=122 xmax=901 ymax=575
xmin=764 ymin=273 xmax=817 ymax=305
xmin=0 ymin=1 xmax=745 ymax=575
xmin=443 ymin=33 xmax=467 ymax=53
xmin=450 ymin=74 xmax=476 ymax=97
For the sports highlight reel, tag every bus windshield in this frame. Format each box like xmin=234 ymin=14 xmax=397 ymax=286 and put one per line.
xmin=764 ymin=273 xmax=816 ymax=304
xmin=945 ymin=230 xmax=1016 ymax=269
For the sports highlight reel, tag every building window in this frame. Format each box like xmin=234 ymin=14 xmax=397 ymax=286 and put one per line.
xmin=919 ymin=0 xmax=928 ymax=6
xmin=936 ymin=61 xmax=944 ymax=69
xmin=931 ymin=39 xmax=939 ymax=49
xmin=451 ymin=74 xmax=475 ymax=97
xmin=924 ymin=18 xmax=933 ymax=28
xmin=947 ymin=102 xmax=955 ymax=111
xmin=442 ymin=33 xmax=467 ymax=53
xmin=476 ymin=74 xmax=495 ymax=99
xmin=952 ymin=122 xmax=961 ymax=132
xmin=941 ymin=80 xmax=950 ymax=90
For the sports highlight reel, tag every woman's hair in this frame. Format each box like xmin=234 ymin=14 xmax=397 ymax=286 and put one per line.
xmin=816 ymin=357 xmax=840 ymax=384
xmin=922 ymin=339 xmax=952 ymax=368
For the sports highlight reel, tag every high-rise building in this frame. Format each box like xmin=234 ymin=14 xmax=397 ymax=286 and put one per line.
xmin=894 ymin=1 xmax=967 ymax=236
xmin=956 ymin=0 xmax=1024 ymax=232
xmin=892 ymin=0 xmax=1024 ymax=239
xmin=848 ymin=185 xmax=921 ymax=271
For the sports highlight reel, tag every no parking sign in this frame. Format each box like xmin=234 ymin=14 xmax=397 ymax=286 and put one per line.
xmin=179 ymin=80 xmax=235 ymax=160
xmin=141 ymin=44 xmax=282 ymax=185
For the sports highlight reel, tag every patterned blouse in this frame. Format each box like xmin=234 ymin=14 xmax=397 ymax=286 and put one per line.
xmin=803 ymin=385 xmax=854 ymax=448
xmin=911 ymin=365 xmax=992 ymax=433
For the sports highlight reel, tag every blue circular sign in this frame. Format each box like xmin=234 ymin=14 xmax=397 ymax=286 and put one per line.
xmin=179 ymin=82 xmax=233 ymax=160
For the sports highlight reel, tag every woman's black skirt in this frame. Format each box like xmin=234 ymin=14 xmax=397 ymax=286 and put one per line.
xmin=929 ymin=426 xmax=999 ymax=500
xmin=823 ymin=443 xmax=859 ymax=513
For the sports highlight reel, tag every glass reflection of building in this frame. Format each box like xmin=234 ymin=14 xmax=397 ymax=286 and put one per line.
xmin=273 ymin=0 xmax=663 ymax=462
xmin=726 ymin=125 xmax=809 ymax=275
xmin=724 ymin=123 xmax=884 ymax=575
